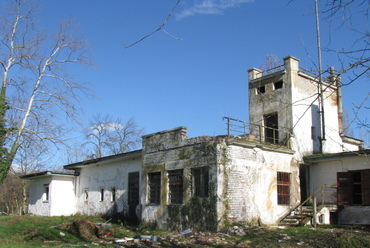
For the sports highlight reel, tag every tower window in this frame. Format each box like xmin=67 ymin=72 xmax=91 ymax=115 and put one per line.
xmin=274 ymin=80 xmax=283 ymax=90
xmin=257 ymin=85 xmax=266 ymax=94
xmin=264 ymin=113 xmax=279 ymax=144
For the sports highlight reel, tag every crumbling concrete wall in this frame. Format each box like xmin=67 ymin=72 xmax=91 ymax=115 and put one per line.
xmin=222 ymin=139 xmax=299 ymax=225
xmin=248 ymin=56 xmax=346 ymax=162
xmin=141 ymin=127 xmax=221 ymax=231
xmin=141 ymin=127 xmax=299 ymax=230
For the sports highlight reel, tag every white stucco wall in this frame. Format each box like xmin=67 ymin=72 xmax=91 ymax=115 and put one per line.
xmin=50 ymin=176 xmax=76 ymax=216
xmin=308 ymin=154 xmax=370 ymax=204
xmin=28 ymin=174 xmax=75 ymax=216
xmin=75 ymin=155 xmax=141 ymax=217
xmin=28 ymin=177 xmax=52 ymax=216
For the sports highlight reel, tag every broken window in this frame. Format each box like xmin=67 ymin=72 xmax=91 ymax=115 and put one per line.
xmin=111 ymin=187 xmax=116 ymax=202
xmin=274 ymin=80 xmax=283 ymax=90
xmin=277 ymin=172 xmax=291 ymax=205
xmin=168 ymin=169 xmax=183 ymax=204
xmin=43 ymin=184 xmax=49 ymax=202
xmin=193 ymin=167 xmax=209 ymax=197
xmin=257 ymin=85 xmax=266 ymax=94
xmin=337 ymin=170 xmax=370 ymax=206
xmin=148 ymin=172 xmax=161 ymax=204
xmin=264 ymin=113 xmax=279 ymax=144
xmin=100 ymin=188 xmax=104 ymax=201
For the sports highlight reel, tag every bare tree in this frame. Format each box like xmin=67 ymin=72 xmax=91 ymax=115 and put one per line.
xmin=259 ymin=54 xmax=283 ymax=75
xmin=0 ymin=0 xmax=91 ymax=183
xmin=83 ymin=114 xmax=144 ymax=159
xmin=319 ymin=0 xmax=370 ymax=137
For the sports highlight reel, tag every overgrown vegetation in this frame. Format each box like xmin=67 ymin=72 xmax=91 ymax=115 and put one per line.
xmin=1 ymin=215 xmax=370 ymax=247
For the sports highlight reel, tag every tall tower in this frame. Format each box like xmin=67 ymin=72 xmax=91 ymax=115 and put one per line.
xmin=248 ymin=56 xmax=360 ymax=160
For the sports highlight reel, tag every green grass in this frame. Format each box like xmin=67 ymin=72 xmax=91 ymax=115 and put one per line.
xmin=0 ymin=215 xmax=370 ymax=247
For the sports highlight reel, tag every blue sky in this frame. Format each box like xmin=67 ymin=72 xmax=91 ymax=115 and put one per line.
xmin=36 ymin=0 xmax=368 ymax=143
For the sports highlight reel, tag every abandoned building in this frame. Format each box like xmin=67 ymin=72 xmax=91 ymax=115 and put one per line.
xmin=22 ymin=56 xmax=370 ymax=230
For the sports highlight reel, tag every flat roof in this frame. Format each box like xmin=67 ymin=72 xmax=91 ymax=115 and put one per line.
xmin=304 ymin=149 xmax=370 ymax=163
xmin=63 ymin=149 xmax=142 ymax=169
xmin=20 ymin=171 xmax=74 ymax=179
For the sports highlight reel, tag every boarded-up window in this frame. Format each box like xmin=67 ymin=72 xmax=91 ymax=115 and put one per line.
xmin=168 ymin=170 xmax=183 ymax=204
xmin=277 ymin=172 xmax=290 ymax=205
xmin=337 ymin=170 xmax=370 ymax=206
xmin=193 ymin=167 xmax=209 ymax=197
xmin=148 ymin=172 xmax=161 ymax=204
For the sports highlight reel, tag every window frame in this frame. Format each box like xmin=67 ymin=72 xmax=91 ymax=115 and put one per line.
xmin=337 ymin=170 xmax=370 ymax=206
xmin=43 ymin=184 xmax=50 ymax=202
xmin=192 ymin=167 xmax=209 ymax=197
xmin=100 ymin=188 xmax=104 ymax=202
xmin=168 ymin=169 xmax=184 ymax=205
xmin=148 ymin=172 xmax=161 ymax=205
xmin=111 ymin=187 xmax=116 ymax=202
xmin=277 ymin=171 xmax=291 ymax=205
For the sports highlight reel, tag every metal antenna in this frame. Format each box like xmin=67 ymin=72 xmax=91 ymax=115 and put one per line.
xmin=315 ymin=0 xmax=326 ymax=146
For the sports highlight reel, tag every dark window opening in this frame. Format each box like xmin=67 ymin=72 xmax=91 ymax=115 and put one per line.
xmin=277 ymin=172 xmax=291 ymax=205
xmin=148 ymin=172 xmax=161 ymax=204
xmin=111 ymin=187 xmax=116 ymax=202
xmin=264 ymin=113 xmax=279 ymax=144
xmin=274 ymin=80 xmax=283 ymax=90
xmin=193 ymin=167 xmax=209 ymax=197
xmin=257 ymin=85 xmax=266 ymax=94
xmin=338 ymin=170 xmax=370 ymax=206
xmin=352 ymin=171 xmax=362 ymax=204
xmin=168 ymin=169 xmax=183 ymax=204
xmin=100 ymin=188 xmax=104 ymax=201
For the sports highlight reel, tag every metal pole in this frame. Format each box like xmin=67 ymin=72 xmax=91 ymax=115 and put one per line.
xmin=313 ymin=196 xmax=317 ymax=227
xmin=315 ymin=0 xmax=326 ymax=145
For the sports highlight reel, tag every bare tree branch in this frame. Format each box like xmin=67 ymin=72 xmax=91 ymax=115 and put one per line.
xmin=123 ymin=0 xmax=183 ymax=48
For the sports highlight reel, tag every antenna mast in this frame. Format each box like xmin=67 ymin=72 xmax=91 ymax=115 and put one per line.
xmin=315 ymin=0 xmax=326 ymax=147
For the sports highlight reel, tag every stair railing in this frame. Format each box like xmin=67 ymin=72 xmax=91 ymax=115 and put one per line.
xmin=279 ymin=185 xmax=327 ymax=226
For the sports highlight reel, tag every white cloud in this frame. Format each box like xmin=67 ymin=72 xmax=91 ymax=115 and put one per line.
xmin=176 ymin=0 xmax=254 ymax=20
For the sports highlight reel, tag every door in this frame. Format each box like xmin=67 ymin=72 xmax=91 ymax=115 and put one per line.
xmin=128 ymin=172 xmax=140 ymax=222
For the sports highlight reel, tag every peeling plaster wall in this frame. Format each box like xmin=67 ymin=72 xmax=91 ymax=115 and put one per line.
xmin=224 ymin=141 xmax=299 ymax=225
xmin=75 ymin=156 xmax=141 ymax=217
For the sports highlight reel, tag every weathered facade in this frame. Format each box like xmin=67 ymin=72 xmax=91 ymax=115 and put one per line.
xmin=304 ymin=150 xmax=370 ymax=225
xmin=22 ymin=55 xmax=369 ymax=229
